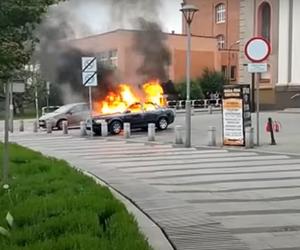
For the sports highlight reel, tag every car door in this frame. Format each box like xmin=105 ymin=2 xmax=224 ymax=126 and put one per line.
xmin=123 ymin=103 xmax=145 ymax=129
xmin=143 ymin=103 xmax=159 ymax=125
xmin=68 ymin=104 xmax=89 ymax=127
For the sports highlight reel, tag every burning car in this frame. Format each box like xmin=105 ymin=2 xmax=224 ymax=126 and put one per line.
xmin=87 ymin=80 xmax=175 ymax=135
xmin=88 ymin=102 xmax=175 ymax=135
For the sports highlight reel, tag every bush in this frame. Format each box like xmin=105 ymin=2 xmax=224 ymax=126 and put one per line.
xmin=198 ymin=68 xmax=226 ymax=97
xmin=0 ymin=143 xmax=152 ymax=250
xmin=175 ymin=68 xmax=226 ymax=100
xmin=175 ymin=80 xmax=204 ymax=100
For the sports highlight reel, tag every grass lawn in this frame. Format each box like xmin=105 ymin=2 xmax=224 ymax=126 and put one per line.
xmin=0 ymin=143 xmax=152 ymax=250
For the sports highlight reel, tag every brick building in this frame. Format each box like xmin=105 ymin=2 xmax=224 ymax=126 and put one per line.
xmin=68 ymin=29 xmax=221 ymax=84
xmin=184 ymin=0 xmax=240 ymax=83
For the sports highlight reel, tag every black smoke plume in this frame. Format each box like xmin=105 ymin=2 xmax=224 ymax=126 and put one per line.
xmin=134 ymin=18 xmax=171 ymax=82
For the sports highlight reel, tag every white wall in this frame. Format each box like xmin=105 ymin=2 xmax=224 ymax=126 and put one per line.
xmin=277 ymin=0 xmax=290 ymax=85
xmin=291 ymin=0 xmax=300 ymax=84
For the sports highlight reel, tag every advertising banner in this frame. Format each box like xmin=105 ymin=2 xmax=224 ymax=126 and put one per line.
xmin=223 ymin=85 xmax=251 ymax=146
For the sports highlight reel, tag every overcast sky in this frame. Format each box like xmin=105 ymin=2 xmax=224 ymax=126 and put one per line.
xmin=70 ymin=0 xmax=183 ymax=37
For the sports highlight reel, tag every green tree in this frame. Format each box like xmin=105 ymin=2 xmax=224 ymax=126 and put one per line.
xmin=0 ymin=0 xmax=63 ymax=82
xmin=198 ymin=68 xmax=226 ymax=97
xmin=175 ymin=80 xmax=204 ymax=100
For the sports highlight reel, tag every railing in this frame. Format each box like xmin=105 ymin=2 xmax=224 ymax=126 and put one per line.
xmin=167 ymin=99 xmax=222 ymax=109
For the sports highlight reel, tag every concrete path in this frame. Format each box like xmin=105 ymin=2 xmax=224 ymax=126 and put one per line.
xmin=4 ymin=132 xmax=300 ymax=250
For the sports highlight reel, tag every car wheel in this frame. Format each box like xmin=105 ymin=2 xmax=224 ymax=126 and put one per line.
xmin=110 ymin=120 xmax=122 ymax=135
xmin=157 ymin=117 xmax=168 ymax=130
xmin=57 ymin=119 xmax=66 ymax=130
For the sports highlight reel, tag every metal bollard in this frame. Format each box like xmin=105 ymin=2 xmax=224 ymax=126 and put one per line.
xmin=19 ymin=120 xmax=24 ymax=132
xmin=148 ymin=123 xmax=155 ymax=141
xmin=101 ymin=121 xmax=108 ymax=137
xmin=245 ymin=127 xmax=254 ymax=148
xmin=33 ymin=121 xmax=38 ymax=133
xmin=208 ymin=126 xmax=217 ymax=146
xmin=62 ymin=120 xmax=68 ymax=135
xmin=124 ymin=123 xmax=131 ymax=139
xmin=80 ymin=121 xmax=87 ymax=137
xmin=191 ymin=108 xmax=195 ymax=116
xmin=175 ymin=125 xmax=184 ymax=145
xmin=208 ymin=105 xmax=213 ymax=115
xmin=46 ymin=120 xmax=52 ymax=134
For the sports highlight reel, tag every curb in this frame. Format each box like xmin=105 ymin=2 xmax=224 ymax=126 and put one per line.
xmin=83 ymin=171 xmax=175 ymax=250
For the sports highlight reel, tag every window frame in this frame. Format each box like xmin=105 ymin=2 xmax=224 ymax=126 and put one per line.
xmin=215 ymin=3 xmax=226 ymax=24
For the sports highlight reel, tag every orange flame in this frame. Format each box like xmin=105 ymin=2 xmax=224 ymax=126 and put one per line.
xmin=95 ymin=80 xmax=165 ymax=114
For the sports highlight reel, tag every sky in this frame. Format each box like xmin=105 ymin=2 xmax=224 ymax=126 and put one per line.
xmin=70 ymin=0 xmax=183 ymax=37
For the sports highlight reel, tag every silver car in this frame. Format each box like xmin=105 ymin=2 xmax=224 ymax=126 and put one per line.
xmin=39 ymin=103 xmax=89 ymax=129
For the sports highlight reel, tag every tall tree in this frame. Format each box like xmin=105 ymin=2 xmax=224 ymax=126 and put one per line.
xmin=0 ymin=0 xmax=63 ymax=82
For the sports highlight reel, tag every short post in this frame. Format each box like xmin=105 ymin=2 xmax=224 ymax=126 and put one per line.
xmin=124 ymin=123 xmax=131 ymax=139
xmin=80 ymin=121 xmax=87 ymax=137
xmin=46 ymin=120 xmax=52 ymax=134
xmin=101 ymin=121 xmax=108 ymax=137
xmin=175 ymin=125 xmax=184 ymax=145
xmin=19 ymin=120 xmax=24 ymax=132
xmin=208 ymin=105 xmax=213 ymax=115
xmin=268 ymin=117 xmax=276 ymax=145
xmin=208 ymin=126 xmax=216 ymax=146
xmin=33 ymin=121 xmax=38 ymax=133
xmin=245 ymin=127 xmax=254 ymax=148
xmin=148 ymin=123 xmax=155 ymax=141
xmin=62 ymin=120 xmax=68 ymax=135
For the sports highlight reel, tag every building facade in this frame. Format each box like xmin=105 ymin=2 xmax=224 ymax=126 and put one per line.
xmin=68 ymin=29 xmax=220 ymax=84
xmin=184 ymin=0 xmax=240 ymax=83
xmin=240 ymin=0 xmax=300 ymax=108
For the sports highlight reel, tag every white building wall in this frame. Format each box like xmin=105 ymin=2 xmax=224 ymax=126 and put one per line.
xmin=291 ymin=0 xmax=300 ymax=84
xmin=277 ymin=0 xmax=290 ymax=85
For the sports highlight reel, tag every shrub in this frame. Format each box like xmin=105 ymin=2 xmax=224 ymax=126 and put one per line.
xmin=0 ymin=143 xmax=152 ymax=250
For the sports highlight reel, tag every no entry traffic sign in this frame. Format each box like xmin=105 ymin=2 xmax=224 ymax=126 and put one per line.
xmin=244 ymin=37 xmax=270 ymax=63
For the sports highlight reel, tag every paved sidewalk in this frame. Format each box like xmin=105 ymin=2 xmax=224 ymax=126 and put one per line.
xmin=4 ymin=132 xmax=300 ymax=249
xmin=5 ymin=134 xmax=249 ymax=250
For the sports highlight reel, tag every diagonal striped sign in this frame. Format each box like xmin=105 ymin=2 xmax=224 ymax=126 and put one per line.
xmin=81 ymin=57 xmax=98 ymax=87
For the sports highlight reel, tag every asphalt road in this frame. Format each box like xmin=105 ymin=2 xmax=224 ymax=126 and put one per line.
xmin=0 ymin=110 xmax=299 ymax=155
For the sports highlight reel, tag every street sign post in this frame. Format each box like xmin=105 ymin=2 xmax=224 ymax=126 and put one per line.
xmin=244 ymin=37 xmax=271 ymax=146
xmin=82 ymin=57 xmax=98 ymax=138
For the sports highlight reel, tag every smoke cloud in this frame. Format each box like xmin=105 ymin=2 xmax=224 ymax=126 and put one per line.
xmin=36 ymin=0 xmax=172 ymax=104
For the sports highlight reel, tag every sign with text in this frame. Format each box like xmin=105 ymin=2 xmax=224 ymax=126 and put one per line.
xmin=247 ymin=63 xmax=268 ymax=73
xmin=222 ymin=85 xmax=252 ymax=146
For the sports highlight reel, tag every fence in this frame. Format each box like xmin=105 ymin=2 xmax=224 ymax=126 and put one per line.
xmin=167 ymin=99 xmax=222 ymax=109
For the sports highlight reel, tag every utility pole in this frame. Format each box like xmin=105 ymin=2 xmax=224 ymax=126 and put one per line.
xmin=3 ymin=81 xmax=10 ymax=184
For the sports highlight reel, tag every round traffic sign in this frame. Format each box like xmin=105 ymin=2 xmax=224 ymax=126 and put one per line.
xmin=244 ymin=37 xmax=271 ymax=62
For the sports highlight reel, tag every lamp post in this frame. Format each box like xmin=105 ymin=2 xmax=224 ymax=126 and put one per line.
xmin=227 ymin=40 xmax=240 ymax=83
xmin=181 ymin=3 xmax=199 ymax=148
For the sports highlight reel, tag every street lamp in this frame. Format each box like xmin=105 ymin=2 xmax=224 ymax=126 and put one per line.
xmin=181 ymin=4 xmax=199 ymax=148
xmin=227 ymin=40 xmax=240 ymax=83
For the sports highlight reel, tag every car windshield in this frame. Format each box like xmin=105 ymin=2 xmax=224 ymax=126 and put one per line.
xmin=144 ymin=102 xmax=159 ymax=111
xmin=126 ymin=103 xmax=143 ymax=113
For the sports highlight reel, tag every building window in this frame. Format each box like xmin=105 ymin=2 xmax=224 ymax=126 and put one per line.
xmin=217 ymin=35 xmax=225 ymax=49
xmin=221 ymin=65 xmax=227 ymax=77
xmin=97 ymin=49 xmax=118 ymax=68
xmin=230 ymin=66 xmax=236 ymax=80
xmin=216 ymin=3 xmax=226 ymax=23
xmin=258 ymin=2 xmax=271 ymax=41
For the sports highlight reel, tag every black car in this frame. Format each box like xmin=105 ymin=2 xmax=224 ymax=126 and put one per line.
xmin=88 ymin=102 xmax=175 ymax=135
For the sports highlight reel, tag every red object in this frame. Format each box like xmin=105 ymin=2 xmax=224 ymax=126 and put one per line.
xmin=265 ymin=122 xmax=271 ymax=132
xmin=244 ymin=37 xmax=271 ymax=62
xmin=273 ymin=121 xmax=281 ymax=133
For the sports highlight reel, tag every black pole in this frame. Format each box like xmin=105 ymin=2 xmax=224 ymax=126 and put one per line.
xmin=251 ymin=73 xmax=255 ymax=112
xmin=268 ymin=117 xmax=276 ymax=145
